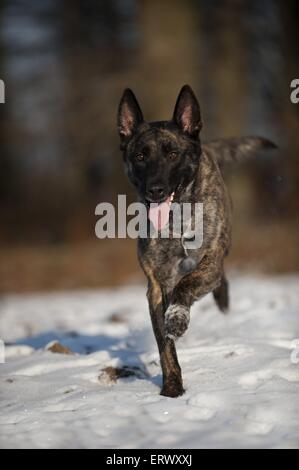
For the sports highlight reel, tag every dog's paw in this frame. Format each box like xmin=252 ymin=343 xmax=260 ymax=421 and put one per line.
xmin=165 ymin=304 xmax=190 ymax=341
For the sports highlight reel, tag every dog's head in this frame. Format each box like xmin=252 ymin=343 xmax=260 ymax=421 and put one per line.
xmin=117 ymin=85 xmax=202 ymax=205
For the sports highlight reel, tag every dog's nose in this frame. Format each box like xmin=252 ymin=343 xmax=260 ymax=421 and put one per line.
xmin=147 ymin=185 xmax=166 ymax=201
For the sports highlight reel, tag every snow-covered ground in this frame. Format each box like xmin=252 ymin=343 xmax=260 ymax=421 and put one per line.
xmin=0 ymin=274 xmax=299 ymax=449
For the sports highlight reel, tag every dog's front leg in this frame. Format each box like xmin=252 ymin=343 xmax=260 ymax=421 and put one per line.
xmin=165 ymin=255 xmax=223 ymax=340
xmin=147 ymin=277 xmax=184 ymax=398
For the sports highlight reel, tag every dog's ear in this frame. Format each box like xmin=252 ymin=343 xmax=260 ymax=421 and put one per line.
xmin=173 ymin=85 xmax=202 ymax=138
xmin=118 ymin=88 xmax=144 ymax=142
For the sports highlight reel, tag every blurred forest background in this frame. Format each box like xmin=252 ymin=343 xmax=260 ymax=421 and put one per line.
xmin=0 ymin=0 xmax=298 ymax=293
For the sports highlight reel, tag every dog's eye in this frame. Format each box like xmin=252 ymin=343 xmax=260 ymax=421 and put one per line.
xmin=168 ymin=151 xmax=178 ymax=161
xmin=135 ymin=153 xmax=145 ymax=162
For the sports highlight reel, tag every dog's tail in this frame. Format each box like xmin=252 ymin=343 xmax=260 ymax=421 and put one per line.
xmin=203 ymin=136 xmax=277 ymax=169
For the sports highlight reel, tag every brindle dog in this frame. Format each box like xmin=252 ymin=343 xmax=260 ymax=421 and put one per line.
xmin=117 ymin=85 xmax=276 ymax=398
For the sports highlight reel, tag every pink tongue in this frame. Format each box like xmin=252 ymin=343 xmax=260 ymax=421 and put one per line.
xmin=148 ymin=198 xmax=171 ymax=231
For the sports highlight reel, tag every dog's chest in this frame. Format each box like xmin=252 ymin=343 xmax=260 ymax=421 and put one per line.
xmin=140 ymin=235 xmax=200 ymax=289
xmin=148 ymin=237 xmax=184 ymax=284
